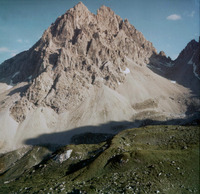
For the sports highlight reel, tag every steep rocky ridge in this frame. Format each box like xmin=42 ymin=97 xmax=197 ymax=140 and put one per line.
xmin=0 ymin=2 xmax=198 ymax=153
xmin=1 ymin=2 xmax=159 ymax=117
xmin=167 ymin=39 xmax=200 ymax=95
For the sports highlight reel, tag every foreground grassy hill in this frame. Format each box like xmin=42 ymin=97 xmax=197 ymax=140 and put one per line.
xmin=0 ymin=125 xmax=199 ymax=193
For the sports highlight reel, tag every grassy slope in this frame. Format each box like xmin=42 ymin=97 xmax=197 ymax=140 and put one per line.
xmin=0 ymin=125 xmax=199 ymax=193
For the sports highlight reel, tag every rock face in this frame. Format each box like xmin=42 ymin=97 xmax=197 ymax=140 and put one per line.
xmin=167 ymin=39 xmax=200 ymax=94
xmin=0 ymin=2 xmax=199 ymax=153
xmin=1 ymin=2 xmax=158 ymax=119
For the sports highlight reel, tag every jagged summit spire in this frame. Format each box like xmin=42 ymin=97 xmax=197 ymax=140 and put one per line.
xmin=73 ymin=1 xmax=88 ymax=11
xmin=64 ymin=1 xmax=90 ymax=19
xmin=98 ymin=5 xmax=112 ymax=11
xmin=97 ymin=4 xmax=115 ymax=16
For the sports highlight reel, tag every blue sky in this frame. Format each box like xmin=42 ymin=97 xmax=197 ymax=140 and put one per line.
xmin=0 ymin=0 xmax=199 ymax=63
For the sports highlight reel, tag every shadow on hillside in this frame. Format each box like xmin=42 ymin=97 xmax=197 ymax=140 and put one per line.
xmin=146 ymin=53 xmax=171 ymax=78
xmin=24 ymin=112 xmax=200 ymax=152
xmin=7 ymin=84 xmax=30 ymax=97
xmin=147 ymin=53 xmax=200 ymax=96
xmin=24 ymin=120 xmax=133 ymax=151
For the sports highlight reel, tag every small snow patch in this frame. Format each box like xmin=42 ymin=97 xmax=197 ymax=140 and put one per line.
xmin=55 ymin=149 xmax=73 ymax=163
xmin=6 ymin=80 xmax=14 ymax=90
xmin=187 ymin=55 xmax=200 ymax=79
xmin=193 ymin=63 xmax=200 ymax=80
xmin=170 ymin=80 xmax=176 ymax=84
xmin=12 ymin=71 xmax=20 ymax=78
xmin=28 ymin=75 xmax=32 ymax=80
xmin=7 ymin=85 xmax=13 ymax=90
xmin=99 ymin=77 xmax=103 ymax=82
xmin=122 ymin=67 xmax=130 ymax=74
xmin=188 ymin=55 xmax=194 ymax=65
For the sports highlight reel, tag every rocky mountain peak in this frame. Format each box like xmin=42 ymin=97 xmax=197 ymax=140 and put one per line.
xmin=0 ymin=3 xmax=177 ymax=122
xmin=168 ymin=38 xmax=200 ymax=94
xmin=176 ymin=39 xmax=199 ymax=61
xmin=97 ymin=5 xmax=115 ymax=17
xmin=159 ymin=51 xmax=166 ymax=57
xmin=96 ymin=5 xmax=122 ymax=34
xmin=0 ymin=3 xmax=199 ymax=154
xmin=67 ymin=1 xmax=92 ymax=22
xmin=73 ymin=1 xmax=88 ymax=11
xmin=174 ymin=39 xmax=199 ymax=67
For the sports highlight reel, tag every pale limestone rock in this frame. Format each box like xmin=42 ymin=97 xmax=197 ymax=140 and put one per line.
xmin=0 ymin=2 xmax=199 ymax=153
xmin=0 ymin=2 xmax=197 ymax=123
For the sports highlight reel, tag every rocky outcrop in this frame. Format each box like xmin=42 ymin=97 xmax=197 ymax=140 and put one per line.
xmin=167 ymin=39 xmax=200 ymax=94
xmin=0 ymin=2 xmax=199 ymax=153
xmin=0 ymin=2 xmax=160 ymax=121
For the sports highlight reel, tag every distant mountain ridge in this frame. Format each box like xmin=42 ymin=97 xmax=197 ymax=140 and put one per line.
xmin=168 ymin=39 xmax=200 ymax=94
